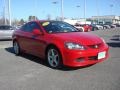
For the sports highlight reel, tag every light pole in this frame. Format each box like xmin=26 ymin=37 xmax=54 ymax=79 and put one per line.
xmin=8 ymin=0 xmax=11 ymax=25
xmin=96 ymin=0 xmax=99 ymax=24
xmin=52 ymin=1 xmax=58 ymax=20
xmin=84 ymin=0 xmax=86 ymax=24
xmin=76 ymin=5 xmax=80 ymax=19
xmin=34 ymin=0 xmax=38 ymax=20
xmin=110 ymin=4 xmax=113 ymax=15
xmin=61 ymin=0 xmax=64 ymax=21
xmin=3 ymin=0 xmax=6 ymax=25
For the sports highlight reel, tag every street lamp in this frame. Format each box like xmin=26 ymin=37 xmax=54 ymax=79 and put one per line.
xmin=52 ymin=1 xmax=58 ymax=20
xmin=110 ymin=4 xmax=113 ymax=15
xmin=3 ymin=0 xmax=6 ymax=25
xmin=76 ymin=5 xmax=80 ymax=19
xmin=8 ymin=0 xmax=11 ymax=25
xmin=96 ymin=0 xmax=99 ymax=24
xmin=84 ymin=0 xmax=86 ymax=24
xmin=61 ymin=0 xmax=64 ymax=21
xmin=52 ymin=0 xmax=64 ymax=21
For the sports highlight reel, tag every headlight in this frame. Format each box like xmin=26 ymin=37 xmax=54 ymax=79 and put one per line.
xmin=65 ymin=42 xmax=85 ymax=50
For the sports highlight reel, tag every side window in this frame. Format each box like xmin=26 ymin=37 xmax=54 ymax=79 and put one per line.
xmin=20 ymin=23 xmax=31 ymax=32
xmin=20 ymin=22 xmax=41 ymax=32
xmin=30 ymin=22 xmax=41 ymax=30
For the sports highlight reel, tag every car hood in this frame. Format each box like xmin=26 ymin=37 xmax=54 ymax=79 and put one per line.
xmin=51 ymin=32 xmax=103 ymax=45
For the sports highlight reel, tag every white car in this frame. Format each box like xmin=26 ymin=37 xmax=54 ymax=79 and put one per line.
xmin=74 ymin=25 xmax=84 ymax=32
xmin=95 ymin=25 xmax=104 ymax=30
xmin=0 ymin=25 xmax=15 ymax=40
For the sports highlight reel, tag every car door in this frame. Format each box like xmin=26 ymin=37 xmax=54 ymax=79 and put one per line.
xmin=28 ymin=22 xmax=47 ymax=58
xmin=17 ymin=22 xmax=35 ymax=53
xmin=18 ymin=22 xmax=46 ymax=58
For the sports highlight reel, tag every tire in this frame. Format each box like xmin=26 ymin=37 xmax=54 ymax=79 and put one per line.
xmin=47 ymin=47 xmax=62 ymax=69
xmin=13 ymin=41 xmax=21 ymax=55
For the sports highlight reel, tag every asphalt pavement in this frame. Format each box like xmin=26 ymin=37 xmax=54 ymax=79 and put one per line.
xmin=0 ymin=28 xmax=120 ymax=90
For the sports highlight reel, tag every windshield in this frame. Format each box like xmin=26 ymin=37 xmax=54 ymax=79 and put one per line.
xmin=40 ymin=21 xmax=78 ymax=33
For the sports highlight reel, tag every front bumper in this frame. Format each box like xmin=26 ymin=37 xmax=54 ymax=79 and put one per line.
xmin=62 ymin=45 xmax=109 ymax=67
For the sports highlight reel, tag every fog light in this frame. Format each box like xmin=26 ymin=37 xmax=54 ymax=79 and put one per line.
xmin=76 ymin=58 xmax=84 ymax=62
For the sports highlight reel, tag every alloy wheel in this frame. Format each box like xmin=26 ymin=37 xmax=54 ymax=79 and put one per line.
xmin=13 ymin=41 xmax=20 ymax=55
xmin=47 ymin=48 xmax=61 ymax=68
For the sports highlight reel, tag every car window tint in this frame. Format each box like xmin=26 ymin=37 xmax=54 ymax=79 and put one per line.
xmin=21 ymin=22 xmax=40 ymax=32
xmin=41 ymin=21 xmax=78 ymax=33
xmin=30 ymin=22 xmax=41 ymax=30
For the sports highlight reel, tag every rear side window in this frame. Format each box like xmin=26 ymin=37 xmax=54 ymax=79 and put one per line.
xmin=21 ymin=22 xmax=41 ymax=32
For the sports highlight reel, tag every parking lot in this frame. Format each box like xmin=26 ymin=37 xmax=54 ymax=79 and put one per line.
xmin=0 ymin=28 xmax=120 ymax=90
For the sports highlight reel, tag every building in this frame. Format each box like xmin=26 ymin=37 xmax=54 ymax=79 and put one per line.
xmin=91 ymin=15 xmax=120 ymax=24
xmin=64 ymin=19 xmax=91 ymax=25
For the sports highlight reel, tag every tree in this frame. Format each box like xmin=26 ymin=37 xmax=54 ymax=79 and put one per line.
xmin=0 ymin=17 xmax=9 ymax=25
xmin=12 ymin=19 xmax=19 ymax=26
xmin=19 ymin=19 xmax=25 ymax=25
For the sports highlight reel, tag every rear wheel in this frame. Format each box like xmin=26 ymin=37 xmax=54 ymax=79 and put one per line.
xmin=47 ymin=47 xmax=62 ymax=69
xmin=13 ymin=41 xmax=21 ymax=55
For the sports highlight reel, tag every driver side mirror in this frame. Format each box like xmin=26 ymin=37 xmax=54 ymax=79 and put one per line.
xmin=33 ymin=29 xmax=43 ymax=35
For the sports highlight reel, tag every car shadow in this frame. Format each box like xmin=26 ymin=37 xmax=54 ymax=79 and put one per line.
xmin=5 ymin=47 xmax=48 ymax=67
xmin=5 ymin=47 xmax=94 ymax=71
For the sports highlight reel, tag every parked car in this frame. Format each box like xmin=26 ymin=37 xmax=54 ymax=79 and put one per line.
xmin=12 ymin=20 xmax=109 ymax=68
xmin=90 ymin=24 xmax=99 ymax=31
xmin=91 ymin=24 xmax=104 ymax=30
xmin=74 ymin=23 xmax=84 ymax=32
xmin=110 ymin=24 xmax=116 ymax=28
xmin=114 ymin=24 xmax=120 ymax=27
xmin=96 ymin=24 xmax=104 ymax=30
xmin=75 ymin=24 xmax=92 ymax=32
xmin=103 ymin=25 xmax=111 ymax=29
xmin=83 ymin=24 xmax=92 ymax=32
xmin=0 ymin=25 xmax=15 ymax=40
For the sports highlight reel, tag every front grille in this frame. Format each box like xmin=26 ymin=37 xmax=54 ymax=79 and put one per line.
xmin=88 ymin=56 xmax=98 ymax=60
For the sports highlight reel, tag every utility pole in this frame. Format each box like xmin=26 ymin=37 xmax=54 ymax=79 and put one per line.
xmin=34 ymin=0 xmax=38 ymax=20
xmin=84 ymin=0 xmax=86 ymax=24
xmin=8 ymin=0 xmax=11 ymax=25
xmin=61 ymin=0 xmax=64 ymax=21
xmin=76 ymin=5 xmax=80 ymax=19
xmin=52 ymin=1 xmax=58 ymax=20
xmin=3 ymin=0 xmax=11 ymax=25
xmin=4 ymin=0 xmax=7 ymax=25
xmin=110 ymin=4 xmax=113 ymax=15
xmin=96 ymin=0 xmax=99 ymax=24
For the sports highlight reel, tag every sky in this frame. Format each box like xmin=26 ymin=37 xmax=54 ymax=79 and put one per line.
xmin=0 ymin=0 xmax=120 ymax=21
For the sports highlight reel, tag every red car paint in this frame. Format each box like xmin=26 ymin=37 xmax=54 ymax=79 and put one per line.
xmin=12 ymin=21 xmax=109 ymax=67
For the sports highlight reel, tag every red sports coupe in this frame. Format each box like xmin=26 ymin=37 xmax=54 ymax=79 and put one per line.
xmin=12 ymin=21 xmax=109 ymax=68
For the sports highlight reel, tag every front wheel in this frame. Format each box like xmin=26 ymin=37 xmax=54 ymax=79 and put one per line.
xmin=47 ymin=47 xmax=62 ymax=69
xmin=13 ymin=41 xmax=21 ymax=55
